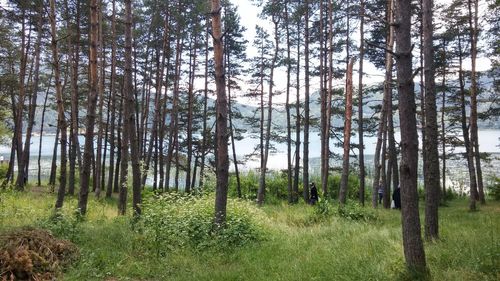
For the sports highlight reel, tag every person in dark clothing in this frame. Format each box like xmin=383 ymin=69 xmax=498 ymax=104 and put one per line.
xmin=309 ymin=182 xmax=318 ymax=205
xmin=392 ymin=186 xmax=401 ymax=209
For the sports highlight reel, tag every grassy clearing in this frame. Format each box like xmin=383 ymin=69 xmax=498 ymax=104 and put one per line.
xmin=0 ymin=187 xmax=498 ymax=281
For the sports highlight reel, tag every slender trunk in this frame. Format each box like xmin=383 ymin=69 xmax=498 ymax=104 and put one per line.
xmin=79 ymin=0 xmax=100 ymax=215
xmin=440 ymin=40 xmax=447 ymax=202
xmin=38 ymin=73 xmax=53 ymax=186
xmin=185 ymin=35 xmax=198 ymax=193
xmin=396 ymin=0 xmax=427 ymax=271
xmin=293 ymin=19 xmax=301 ymax=203
xmin=467 ymin=0 xmax=485 ymax=204
xmin=285 ymin=3 xmax=293 ymax=203
xmin=339 ymin=59 xmax=355 ymax=205
xmin=68 ymin=0 xmax=81 ymax=195
xmin=106 ymin=0 xmax=117 ymax=198
xmin=124 ymin=0 xmax=141 ymax=215
xmin=423 ymin=0 xmax=440 ymax=240
xmin=50 ymin=0 xmax=69 ymax=209
xmin=303 ymin=0 xmax=311 ymax=202
xmin=95 ymin=1 xmax=106 ymax=198
xmin=358 ymin=0 xmax=366 ymax=205
xmin=14 ymin=9 xmax=28 ymax=191
xmin=257 ymin=18 xmax=279 ymax=206
xmin=372 ymin=0 xmax=394 ymax=208
xmin=49 ymin=127 xmax=60 ymax=188
xmin=457 ymin=36 xmax=478 ymax=211
xmin=199 ymin=23 xmax=210 ymax=189
xmin=211 ymin=0 xmax=229 ymax=225
xmin=21 ymin=7 xmax=43 ymax=186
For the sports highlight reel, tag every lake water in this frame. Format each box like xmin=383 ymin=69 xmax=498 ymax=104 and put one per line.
xmin=0 ymin=130 xmax=498 ymax=191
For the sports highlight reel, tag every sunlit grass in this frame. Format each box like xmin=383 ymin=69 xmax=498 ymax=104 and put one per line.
xmin=1 ymin=188 xmax=498 ymax=280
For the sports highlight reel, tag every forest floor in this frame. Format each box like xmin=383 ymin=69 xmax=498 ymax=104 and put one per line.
xmin=0 ymin=187 xmax=499 ymax=281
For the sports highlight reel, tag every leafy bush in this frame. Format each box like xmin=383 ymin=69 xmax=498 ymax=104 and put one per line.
xmin=336 ymin=201 xmax=377 ymax=222
xmin=139 ymin=192 xmax=263 ymax=255
xmin=487 ymin=177 xmax=500 ymax=201
xmin=0 ymin=163 xmax=8 ymax=179
xmin=36 ymin=211 xmax=82 ymax=242
xmin=326 ymin=173 xmax=360 ymax=201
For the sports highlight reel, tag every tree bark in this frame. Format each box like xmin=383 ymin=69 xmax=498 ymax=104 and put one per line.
xmin=339 ymin=58 xmax=355 ymax=205
xmin=395 ymin=0 xmax=427 ymax=271
xmin=303 ymin=0 xmax=311 ymax=202
xmin=79 ymin=0 xmax=100 ymax=215
xmin=50 ymin=0 xmax=69 ymax=209
xmin=423 ymin=0 xmax=440 ymax=240
xmin=211 ymin=0 xmax=229 ymax=225
xmin=467 ymin=0 xmax=485 ymax=204
xmin=358 ymin=0 xmax=366 ymax=206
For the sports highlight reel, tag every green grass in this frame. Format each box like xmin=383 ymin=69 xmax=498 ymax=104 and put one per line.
xmin=0 ymin=188 xmax=499 ymax=281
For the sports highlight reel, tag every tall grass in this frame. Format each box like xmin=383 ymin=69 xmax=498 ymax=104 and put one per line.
xmin=0 ymin=187 xmax=498 ymax=280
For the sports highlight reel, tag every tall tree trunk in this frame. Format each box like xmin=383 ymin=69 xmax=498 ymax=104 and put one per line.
xmin=14 ymin=8 xmax=28 ymax=191
xmin=124 ymin=0 xmax=141 ymax=215
xmin=422 ymin=0 xmax=440 ymax=240
xmin=257 ymin=17 xmax=279 ymax=206
xmin=68 ymin=0 xmax=81 ymax=196
xmin=185 ymin=34 xmax=198 ymax=193
xmin=395 ymin=0 xmax=427 ymax=271
xmin=467 ymin=0 xmax=485 ymax=204
xmin=457 ymin=35 xmax=478 ymax=211
xmin=284 ymin=3 xmax=293 ymax=203
xmin=38 ymin=73 xmax=53 ymax=186
xmin=339 ymin=59 xmax=355 ymax=205
xmin=50 ymin=0 xmax=69 ymax=209
xmin=372 ymin=0 xmax=394 ymax=208
xmin=440 ymin=41 xmax=447 ymax=202
xmin=95 ymin=1 xmax=106 ymax=198
xmin=79 ymin=0 xmax=100 ymax=215
xmin=303 ymin=0 xmax=311 ymax=202
xmin=199 ymin=23 xmax=210 ymax=189
xmin=293 ymin=19 xmax=301 ymax=203
xmin=211 ymin=0 xmax=229 ymax=225
xmin=21 ymin=6 xmax=43 ymax=186
xmin=358 ymin=0 xmax=366 ymax=205
xmin=106 ymin=0 xmax=117 ymax=198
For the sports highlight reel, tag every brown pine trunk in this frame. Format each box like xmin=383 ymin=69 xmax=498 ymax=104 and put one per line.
xmin=95 ymin=2 xmax=106 ymax=198
xmin=68 ymin=0 xmax=81 ymax=196
xmin=106 ymin=0 xmax=117 ymax=198
xmin=303 ymin=0 xmax=311 ymax=202
xmin=185 ymin=34 xmax=198 ymax=193
xmin=339 ymin=59 xmax=355 ymax=205
xmin=211 ymin=0 xmax=229 ymax=225
xmin=21 ymin=6 xmax=43 ymax=186
xmin=358 ymin=0 xmax=366 ymax=205
xmin=49 ymin=127 xmax=60 ymax=188
xmin=293 ymin=19 xmax=301 ymax=203
xmin=50 ymin=0 xmax=69 ymax=209
xmin=38 ymin=73 xmax=53 ymax=187
xmin=423 ymin=0 xmax=440 ymax=240
xmin=395 ymin=0 xmax=427 ymax=271
xmin=79 ymin=0 xmax=99 ymax=215
xmin=14 ymin=8 xmax=28 ymax=191
xmin=257 ymin=17 xmax=279 ymax=206
xmin=124 ymin=0 xmax=141 ymax=215
xmin=199 ymin=23 xmax=210 ymax=189
xmin=372 ymin=0 xmax=394 ymax=208
xmin=284 ymin=3 xmax=293 ymax=203
xmin=467 ymin=0 xmax=485 ymax=204
xmin=457 ymin=35 xmax=478 ymax=211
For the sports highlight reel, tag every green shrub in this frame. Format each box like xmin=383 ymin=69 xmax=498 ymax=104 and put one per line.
xmin=36 ymin=210 xmax=82 ymax=241
xmin=0 ymin=163 xmax=8 ymax=179
xmin=139 ymin=192 xmax=263 ymax=255
xmin=487 ymin=177 xmax=500 ymax=201
xmin=326 ymin=173 xmax=360 ymax=201
xmin=336 ymin=201 xmax=377 ymax=222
